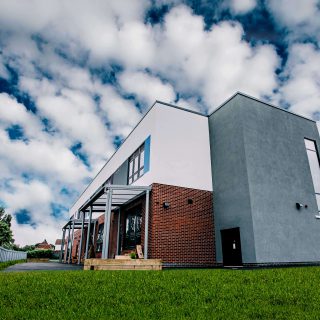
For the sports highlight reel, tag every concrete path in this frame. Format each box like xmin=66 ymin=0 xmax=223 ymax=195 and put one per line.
xmin=2 ymin=262 xmax=83 ymax=272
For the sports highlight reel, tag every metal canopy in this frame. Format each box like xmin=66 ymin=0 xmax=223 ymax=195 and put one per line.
xmin=80 ymin=184 xmax=151 ymax=212
xmin=100 ymin=185 xmax=151 ymax=260
xmin=61 ymin=184 xmax=152 ymax=264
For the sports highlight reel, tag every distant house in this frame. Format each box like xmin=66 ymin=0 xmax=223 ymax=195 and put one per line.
xmin=35 ymin=239 xmax=55 ymax=250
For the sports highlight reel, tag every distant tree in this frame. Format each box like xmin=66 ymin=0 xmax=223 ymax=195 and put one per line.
xmin=21 ymin=244 xmax=36 ymax=252
xmin=0 ymin=207 xmax=14 ymax=248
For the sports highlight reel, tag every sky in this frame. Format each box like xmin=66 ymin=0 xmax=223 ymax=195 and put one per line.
xmin=0 ymin=0 xmax=319 ymax=246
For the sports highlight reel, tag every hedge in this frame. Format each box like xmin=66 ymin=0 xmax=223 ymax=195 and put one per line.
xmin=27 ymin=250 xmax=54 ymax=259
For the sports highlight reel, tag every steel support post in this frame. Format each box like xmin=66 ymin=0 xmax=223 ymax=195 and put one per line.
xmin=78 ymin=211 xmax=85 ymax=265
xmin=144 ymin=190 xmax=150 ymax=259
xmin=116 ymin=208 xmax=121 ymax=255
xmin=59 ymin=228 xmax=66 ymax=263
xmin=92 ymin=220 xmax=96 ymax=249
xmin=85 ymin=206 xmax=92 ymax=259
xmin=102 ymin=189 xmax=112 ymax=259
xmin=69 ymin=218 xmax=75 ymax=264
xmin=65 ymin=225 xmax=71 ymax=263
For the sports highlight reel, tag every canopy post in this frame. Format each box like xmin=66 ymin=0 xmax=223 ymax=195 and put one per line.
xmin=68 ymin=217 xmax=76 ymax=264
xmin=116 ymin=208 xmax=121 ymax=255
xmin=59 ymin=228 xmax=66 ymax=263
xmin=78 ymin=211 xmax=85 ymax=265
xmin=85 ymin=206 xmax=92 ymax=259
xmin=144 ymin=189 xmax=150 ymax=259
xmin=102 ymin=189 xmax=112 ymax=259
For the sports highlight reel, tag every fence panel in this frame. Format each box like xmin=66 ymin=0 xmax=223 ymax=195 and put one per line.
xmin=0 ymin=246 xmax=27 ymax=262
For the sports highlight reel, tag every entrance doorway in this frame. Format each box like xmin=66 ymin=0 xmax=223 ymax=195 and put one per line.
xmin=221 ymin=227 xmax=243 ymax=266
xmin=123 ymin=209 xmax=142 ymax=250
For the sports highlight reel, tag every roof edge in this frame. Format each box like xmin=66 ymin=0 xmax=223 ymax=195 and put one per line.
xmin=209 ymin=91 xmax=316 ymax=123
xmin=155 ymin=100 xmax=207 ymax=117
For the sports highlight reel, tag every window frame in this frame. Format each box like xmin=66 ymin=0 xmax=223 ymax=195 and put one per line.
xmin=127 ymin=143 xmax=145 ymax=185
xmin=304 ymin=138 xmax=320 ymax=214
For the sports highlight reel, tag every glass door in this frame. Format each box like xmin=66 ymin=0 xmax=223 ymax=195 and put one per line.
xmin=123 ymin=211 xmax=142 ymax=250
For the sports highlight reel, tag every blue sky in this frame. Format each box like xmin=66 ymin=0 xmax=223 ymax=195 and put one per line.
xmin=0 ymin=0 xmax=319 ymax=245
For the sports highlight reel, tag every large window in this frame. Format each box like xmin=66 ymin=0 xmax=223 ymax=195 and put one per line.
xmin=128 ymin=143 xmax=145 ymax=184
xmin=304 ymin=139 xmax=320 ymax=213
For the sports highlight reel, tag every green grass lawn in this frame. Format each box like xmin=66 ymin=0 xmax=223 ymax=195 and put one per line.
xmin=1 ymin=267 xmax=320 ymax=319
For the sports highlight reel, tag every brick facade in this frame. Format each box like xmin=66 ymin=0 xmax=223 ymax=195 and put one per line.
xmin=149 ymin=183 xmax=215 ymax=267
xmin=65 ymin=183 xmax=215 ymax=267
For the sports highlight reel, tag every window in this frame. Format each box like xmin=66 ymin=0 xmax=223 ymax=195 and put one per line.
xmin=304 ymin=138 xmax=320 ymax=213
xmin=128 ymin=143 xmax=145 ymax=184
xmin=95 ymin=224 xmax=104 ymax=252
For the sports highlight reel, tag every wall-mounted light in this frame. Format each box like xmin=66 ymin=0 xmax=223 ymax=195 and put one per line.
xmin=187 ymin=199 xmax=193 ymax=205
xmin=296 ymin=203 xmax=308 ymax=210
xmin=163 ymin=202 xmax=170 ymax=209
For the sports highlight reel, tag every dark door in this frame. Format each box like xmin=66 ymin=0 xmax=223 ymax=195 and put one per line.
xmin=221 ymin=227 xmax=243 ymax=266
xmin=123 ymin=211 xmax=142 ymax=250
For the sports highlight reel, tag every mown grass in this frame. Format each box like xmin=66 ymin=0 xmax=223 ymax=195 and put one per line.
xmin=0 ymin=260 xmax=25 ymax=271
xmin=1 ymin=267 xmax=320 ymax=319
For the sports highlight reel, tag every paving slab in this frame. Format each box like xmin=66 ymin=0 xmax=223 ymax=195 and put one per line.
xmin=2 ymin=262 xmax=83 ymax=272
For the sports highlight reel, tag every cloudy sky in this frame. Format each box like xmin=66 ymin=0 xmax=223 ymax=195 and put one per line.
xmin=0 ymin=0 xmax=319 ymax=246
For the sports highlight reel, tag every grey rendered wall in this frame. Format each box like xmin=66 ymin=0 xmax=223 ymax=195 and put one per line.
xmin=112 ymin=160 xmax=129 ymax=185
xmin=239 ymin=95 xmax=320 ymax=263
xmin=208 ymin=96 xmax=257 ymax=264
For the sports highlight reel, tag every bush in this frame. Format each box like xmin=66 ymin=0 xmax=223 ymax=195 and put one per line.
xmin=27 ymin=250 xmax=54 ymax=259
xmin=129 ymin=252 xmax=136 ymax=259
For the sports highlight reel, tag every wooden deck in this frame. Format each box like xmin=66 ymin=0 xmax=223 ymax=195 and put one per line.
xmin=84 ymin=258 xmax=162 ymax=270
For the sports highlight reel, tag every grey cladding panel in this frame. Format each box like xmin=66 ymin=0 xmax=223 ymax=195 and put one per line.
xmin=113 ymin=160 xmax=129 ymax=185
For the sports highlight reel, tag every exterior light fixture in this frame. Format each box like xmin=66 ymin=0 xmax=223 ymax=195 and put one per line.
xmin=296 ymin=203 xmax=303 ymax=210
xmin=163 ymin=202 xmax=170 ymax=209
xmin=187 ymin=199 xmax=193 ymax=204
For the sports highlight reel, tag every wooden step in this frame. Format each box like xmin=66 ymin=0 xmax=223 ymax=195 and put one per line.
xmin=84 ymin=258 xmax=162 ymax=270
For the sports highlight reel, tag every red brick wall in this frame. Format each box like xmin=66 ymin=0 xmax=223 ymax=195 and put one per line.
xmin=66 ymin=183 xmax=215 ymax=267
xmin=149 ymin=183 xmax=215 ymax=267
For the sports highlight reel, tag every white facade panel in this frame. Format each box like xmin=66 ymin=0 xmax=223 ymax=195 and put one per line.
xmin=150 ymin=104 xmax=213 ymax=191
xmin=69 ymin=102 xmax=213 ymax=217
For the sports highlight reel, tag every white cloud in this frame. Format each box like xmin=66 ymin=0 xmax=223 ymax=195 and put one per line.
xmin=118 ymin=71 xmax=176 ymax=106
xmin=0 ymin=178 xmax=62 ymax=246
xmin=149 ymin=6 xmax=279 ymax=108
xmin=0 ymin=130 xmax=89 ymax=184
xmin=0 ymin=180 xmax=52 ymax=215
xmin=280 ymin=43 xmax=320 ymax=118
xmin=267 ymin=0 xmax=320 ymax=41
xmin=98 ymin=85 xmax=142 ymax=137
xmin=229 ymin=0 xmax=257 ymax=14
xmin=0 ymin=93 xmax=43 ymax=138
xmin=11 ymin=220 xmax=61 ymax=247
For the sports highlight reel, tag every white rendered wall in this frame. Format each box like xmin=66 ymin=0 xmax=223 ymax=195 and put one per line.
xmin=147 ymin=104 xmax=212 ymax=191
xmin=69 ymin=102 xmax=213 ymax=216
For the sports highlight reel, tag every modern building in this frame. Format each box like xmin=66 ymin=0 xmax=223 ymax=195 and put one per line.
xmin=60 ymin=92 xmax=320 ymax=267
